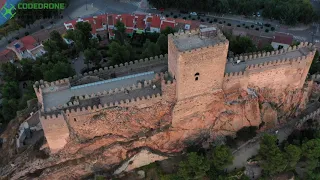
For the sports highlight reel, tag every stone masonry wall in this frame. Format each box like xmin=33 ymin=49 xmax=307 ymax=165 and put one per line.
xmin=63 ymin=84 xmax=174 ymax=141
xmin=175 ymin=41 xmax=229 ymax=101
xmin=246 ymin=52 xmax=314 ymax=90
xmin=223 ymin=43 xmax=315 ymax=92
xmin=39 ymin=75 xmax=176 ymax=144
xmin=40 ymin=114 xmax=70 ymax=153
xmin=69 ymin=54 xmax=168 ymax=85
xmin=168 ymin=35 xmax=179 ymax=79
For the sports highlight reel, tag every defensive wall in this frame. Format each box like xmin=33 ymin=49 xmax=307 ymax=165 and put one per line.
xmin=69 ymin=54 xmax=168 ymax=85
xmin=168 ymin=28 xmax=229 ymax=101
xmin=35 ymin=27 xmax=317 ymax=152
xmin=39 ymin=72 xmax=176 ymax=150
xmin=295 ymin=107 xmax=320 ymax=128
xmin=33 ymin=54 xmax=168 ymax=109
xmin=223 ymin=42 xmax=315 ymax=92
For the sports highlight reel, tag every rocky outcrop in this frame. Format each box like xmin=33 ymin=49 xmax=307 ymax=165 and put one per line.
xmin=0 ymin=86 xmax=312 ymax=179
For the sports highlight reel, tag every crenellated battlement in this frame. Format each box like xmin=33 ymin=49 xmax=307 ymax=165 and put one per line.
xmin=45 ymin=100 xmax=80 ymax=113
xmin=40 ymin=113 xmax=64 ymax=120
xmin=224 ymin=71 xmax=245 ymax=78
xmin=169 ymin=26 xmax=229 ymax=54
xmin=245 ymin=53 xmax=312 ymax=71
xmin=246 ymin=58 xmax=293 ymax=70
xmin=34 ymin=78 xmax=70 ymax=89
xmin=180 ymin=40 xmax=228 ymax=55
xmin=64 ymin=93 xmax=162 ymax=115
xmin=227 ymin=42 xmax=315 ymax=63
xmin=68 ymin=54 xmax=168 ymax=82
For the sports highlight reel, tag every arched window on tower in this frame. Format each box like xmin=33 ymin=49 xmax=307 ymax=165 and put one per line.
xmin=195 ymin=72 xmax=200 ymax=81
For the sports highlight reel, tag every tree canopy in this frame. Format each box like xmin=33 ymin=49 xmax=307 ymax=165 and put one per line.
xmin=257 ymin=134 xmax=287 ymax=175
xmin=107 ymin=41 xmax=130 ymax=65
xmin=211 ymin=145 xmax=234 ymax=170
xmin=178 ymin=152 xmax=211 ymax=180
xmin=141 ymin=40 xmax=161 ymax=58
xmin=157 ymin=34 xmax=168 ymax=54
xmin=148 ymin=0 xmax=317 ymax=25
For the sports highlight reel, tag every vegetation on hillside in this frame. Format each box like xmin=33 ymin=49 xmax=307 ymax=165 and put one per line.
xmin=0 ymin=30 xmax=74 ymax=124
xmin=149 ymin=0 xmax=317 ymax=25
xmin=257 ymin=120 xmax=320 ymax=179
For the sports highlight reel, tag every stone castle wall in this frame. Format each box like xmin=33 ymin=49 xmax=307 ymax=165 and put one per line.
xmin=223 ymin=43 xmax=315 ymax=92
xmin=35 ymin=32 xmax=316 ymax=152
xmin=39 ymin=114 xmax=69 ymax=153
xmin=168 ymin=31 xmax=229 ymax=101
xmin=69 ymin=54 xmax=168 ymax=85
xmin=39 ymin=74 xmax=175 ymax=146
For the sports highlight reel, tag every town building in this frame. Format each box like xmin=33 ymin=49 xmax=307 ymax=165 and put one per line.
xmin=0 ymin=49 xmax=17 ymax=63
xmin=6 ymin=36 xmax=46 ymax=60
xmin=271 ymin=32 xmax=294 ymax=50
xmin=33 ymin=26 xmax=316 ymax=153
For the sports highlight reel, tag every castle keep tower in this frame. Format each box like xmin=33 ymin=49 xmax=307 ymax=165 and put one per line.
xmin=168 ymin=27 xmax=229 ymax=101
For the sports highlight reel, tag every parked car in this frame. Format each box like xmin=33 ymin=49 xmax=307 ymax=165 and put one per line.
xmin=198 ymin=12 xmax=205 ymax=16
xmin=159 ymin=8 xmax=164 ymax=12
xmin=190 ymin=12 xmax=197 ymax=16
xmin=257 ymin=12 xmax=261 ymax=17
xmin=150 ymin=7 xmax=157 ymax=10
xmin=180 ymin=10 xmax=188 ymax=14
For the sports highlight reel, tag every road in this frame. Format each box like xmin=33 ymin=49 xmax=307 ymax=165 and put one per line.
xmin=227 ymin=102 xmax=320 ymax=179
xmin=0 ymin=0 xmax=319 ymax=51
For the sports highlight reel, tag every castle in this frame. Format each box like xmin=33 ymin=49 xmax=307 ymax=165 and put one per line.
xmin=33 ymin=26 xmax=316 ymax=153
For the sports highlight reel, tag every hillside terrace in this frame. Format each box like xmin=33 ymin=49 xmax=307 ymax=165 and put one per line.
xmin=43 ymin=71 xmax=157 ymax=111
xmin=225 ymin=46 xmax=312 ymax=73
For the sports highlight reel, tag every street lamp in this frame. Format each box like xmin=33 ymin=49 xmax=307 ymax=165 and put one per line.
xmin=86 ymin=0 xmax=88 ymax=10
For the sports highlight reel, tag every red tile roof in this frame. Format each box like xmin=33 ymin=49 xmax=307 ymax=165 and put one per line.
xmin=273 ymin=33 xmax=293 ymax=45
xmin=107 ymin=15 xmax=114 ymax=26
xmin=121 ymin=14 xmax=134 ymax=28
xmin=0 ymin=49 xmax=15 ymax=63
xmin=151 ymin=16 xmax=161 ymax=28
xmin=135 ymin=14 xmax=146 ymax=29
xmin=161 ymin=20 xmax=175 ymax=30
xmin=9 ymin=36 xmax=37 ymax=51
xmin=21 ymin=36 xmax=37 ymax=50
xmin=65 ymin=15 xmax=107 ymax=34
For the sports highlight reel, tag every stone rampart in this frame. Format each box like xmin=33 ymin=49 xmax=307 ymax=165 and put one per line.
xmin=227 ymin=42 xmax=314 ymax=63
xmin=40 ymin=113 xmax=69 ymax=153
xmin=223 ymin=46 xmax=315 ymax=92
xmin=223 ymin=71 xmax=248 ymax=91
xmin=35 ymin=78 xmax=71 ymax=94
xmin=69 ymin=54 xmax=168 ymax=83
xmin=296 ymin=107 xmax=320 ymax=128
xmin=169 ymin=28 xmax=228 ymax=55
xmin=45 ymin=100 xmax=80 ymax=113
xmin=64 ymin=93 xmax=162 ymax=116
xmin=76 ymin=80 xmax=155 ymax=100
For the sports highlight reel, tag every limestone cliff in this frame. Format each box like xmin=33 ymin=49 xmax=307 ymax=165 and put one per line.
xmin=0 ymin=86 xmax=311 ymax=179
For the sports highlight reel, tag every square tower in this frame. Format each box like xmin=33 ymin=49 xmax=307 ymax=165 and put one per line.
xmin=168 ymin=27 xmax=229 ymax=101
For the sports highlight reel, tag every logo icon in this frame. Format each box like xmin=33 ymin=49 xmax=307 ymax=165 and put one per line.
xmin=1 ymin=3 xmax=16 ymax=19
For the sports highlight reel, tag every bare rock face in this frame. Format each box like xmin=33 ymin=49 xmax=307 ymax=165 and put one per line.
xmin=0 ymin=87 xmax=310 ymax=179
xmin=260 ymin=103 xmax=278 ymax=127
